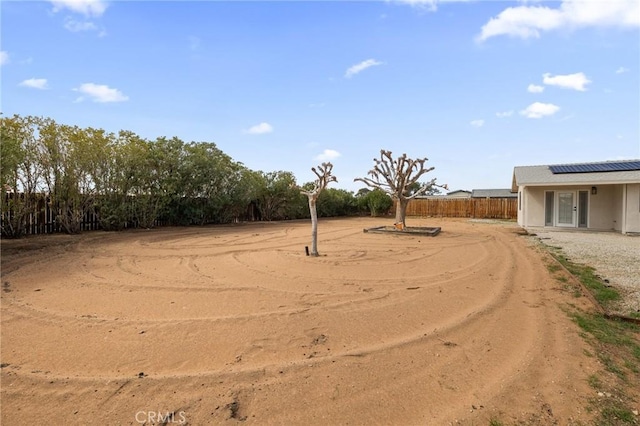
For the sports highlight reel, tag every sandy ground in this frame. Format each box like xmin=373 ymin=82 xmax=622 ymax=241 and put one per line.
xmin=1 ymin=217 xmax=601 ymax=425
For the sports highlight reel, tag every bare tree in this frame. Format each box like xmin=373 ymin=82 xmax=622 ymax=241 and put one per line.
xmin=354 ymin=150 xmax=446 ymax=229
xmin=301 ymin=162 xmax=337 ymax=256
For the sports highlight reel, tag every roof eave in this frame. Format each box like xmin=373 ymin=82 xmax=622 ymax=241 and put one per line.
xmin=515 ymin=179 xmax=640 ymax=187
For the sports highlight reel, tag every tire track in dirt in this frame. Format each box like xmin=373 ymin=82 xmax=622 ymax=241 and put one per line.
xmin=1 ymin=218 xmax=598 ymax=425
xmin=0 ymin=221 xmax=529 ymax=378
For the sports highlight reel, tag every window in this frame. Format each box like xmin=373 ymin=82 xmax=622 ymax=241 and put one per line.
xmin=518 ymin=191 xmax=522 ymax=210
xmin=578 ymin=191 xmax=588 ymax=228
xmin=545 ymin=191 xmax=554 ymax=226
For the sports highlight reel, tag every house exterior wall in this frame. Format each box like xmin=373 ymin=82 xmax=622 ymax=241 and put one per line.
xmin=612 ymin=185 xmax=624 ymax=232
xmin=517 ymin=184 xmax=633 ymax=231
xmin=589 ymin=185 xmax=618 ymax=231
xmin=524 ymin=187 xmax=545 ymax=227
xmin=624 ymin=183 xmax=640 ymax=233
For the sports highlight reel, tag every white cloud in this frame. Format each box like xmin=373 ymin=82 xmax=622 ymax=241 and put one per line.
xmin=527 ymin=83 xmax=544 ymax=93
xmin=520 ymin=102 xmax=560 ymax=118
xmin=543 ymin=72 xmax=591 ymax=91
xmin=616 ymin=67 xmax=630 ymax=74
xmin=345 ymin=59 xmax=383 ymax=78
xmin=470 ymin=119 xmax=485 ymax=127
xmin=393 ymin=0 xmax=439 ymax=11
xmin=64 ymin=17 xmax=98 ymax=32
xmin=478 ymin=6 xmax=564 ymax=41
xmin=244 ymin=122 xmax=273 ymax=135
xmin=0 ymin=51 xmax=8 ymax=66
xmin=496 ymin=110 xmax=514 ymax=118
xmin=73 ymin=83 xmax=129 ymax=103
xmin=19 ymin=78 xmax=49 ymax=90
xmin=393 ymin=0 xmax=471 ymax=11
xmin=477 ymin=0 xmax=639 ymax=42
xmin=50 ymin=0 xmax=107 ymax=17
xmin=314 ymin=149 xmax=341 ymax=161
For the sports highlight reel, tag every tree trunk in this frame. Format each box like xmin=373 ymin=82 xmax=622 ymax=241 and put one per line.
xmin=395 ymin=198 xmax=409 ymax=229
xmin=308 ymin=196 xmax=319 ymax=256
xmin=302 ymin=162 xmax=335 ymax=257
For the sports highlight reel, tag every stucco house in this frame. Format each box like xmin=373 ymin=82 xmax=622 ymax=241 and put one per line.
xmin=512 ymin=159 xmax=640 ymax=234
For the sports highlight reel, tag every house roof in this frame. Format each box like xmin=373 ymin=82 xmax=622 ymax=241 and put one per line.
xmin=446 ymin=189 xmax=472 ymax=195
xmin=471 ymin=188 xmax=517 ymax=198
xmin=512 ymin=159 xmax=640 ymax=191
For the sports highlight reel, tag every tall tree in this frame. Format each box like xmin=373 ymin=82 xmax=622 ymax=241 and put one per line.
xmin=354 ymin=150 xmax=446 ymax=228
xmin=92 ymin=130 xmax=143 ymax=230
xmin=0 ymin=115 xmax=46 ymax=237
xmin=301 ymin=162 xmax=337 ymax=256
xmin=255 ymin=171 xmax=300 ymax=221
xmin=356 ymin=188 xmax=393 ymax=217
xmin=317 ymin=188 xmax=357 ymax=217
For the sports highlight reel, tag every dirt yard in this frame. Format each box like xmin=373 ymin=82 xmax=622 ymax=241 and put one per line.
xmin=1 ymin=218 xmax=602 ymax=425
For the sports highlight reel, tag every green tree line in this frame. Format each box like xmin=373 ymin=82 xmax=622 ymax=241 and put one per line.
xmin=1 ymin=115 xmax=393 ymax=237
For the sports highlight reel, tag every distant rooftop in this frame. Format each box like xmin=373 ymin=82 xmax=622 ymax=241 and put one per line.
xmin=446 ymin=190 xmax=472 ymax=198
xmin=471 ymin=189 xmax=517 ymax=198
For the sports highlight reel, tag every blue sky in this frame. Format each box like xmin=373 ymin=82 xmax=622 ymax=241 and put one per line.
xmin=2 ymin=0 xmax=639 ymax=192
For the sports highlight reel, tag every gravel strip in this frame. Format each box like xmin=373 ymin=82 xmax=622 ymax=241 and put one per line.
xmin=529 ymin=229 xmax=640 ymax=315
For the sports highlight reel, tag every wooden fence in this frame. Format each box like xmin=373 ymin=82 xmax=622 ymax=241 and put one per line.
xmin=396 ymin=197 xmax=517 ymax=220
xmin=1 ymin=193 xmax=162 ymax=237
xmin=3 ymin=194 xmax=518 ymax=237
xmin=1 ymin=193 xmax=259 ymax=237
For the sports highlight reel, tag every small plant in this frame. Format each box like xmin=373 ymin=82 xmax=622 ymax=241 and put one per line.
xmin=600 ymin=406 xmax=636 ymax=424
xmin=546 ymin=262 xmax=561 ymax=273
xmin=488 ymin=418 xmax=504 ymax=426
xmin=588 ymin=374 xmax=601 ymax=388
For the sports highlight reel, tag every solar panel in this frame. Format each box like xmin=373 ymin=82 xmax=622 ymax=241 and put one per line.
xmin=549 ymin=161 xmax=640 ymax=174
